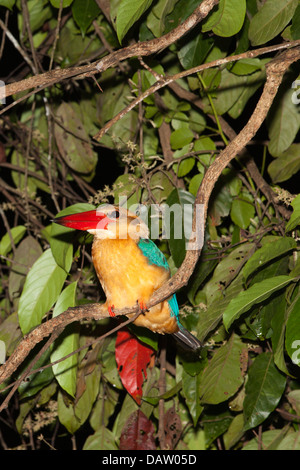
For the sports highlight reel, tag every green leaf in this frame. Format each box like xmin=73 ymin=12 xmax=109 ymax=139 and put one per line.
xmin=277 ymin=431 xmax=300 ymax=450
xmin=242 ymin=428 xmax=289 ymax=450
xmin=200 ymin=334 xmax=246 ymax=404
xmin=291 ymin=3 xmax=300 ymax=39
xmin=228 ymin=66 xmax=266 ymax=118
xmin=83 ymin=426 xmax=118 ymax=450
xmin=268 ymin=144 xmax=300 ymax=184
xmin=230 ymin=58 xmax=261 ymax=76
xmin=268 ymin=88 xmax=300 ymax=157
xmin=57 ymin=364 xmax=101 ymax=434
xmin=202 ymin=0 xmax=246 ymax=37
xmin=50 ymin=0 xmax=73 ymax=7
xmin=114 ymin=174 xmax=141 ymax=207
xmin=116 ymin=0 xmax=154 ymax=43
xmin=286 ymin=194 xmax=300 ymax=232
xmin=54 ymin=20 xmax=102 ymax=66
xmin=146 ymin=0 xmax=177 ymax=38
xmin=223 ymin=275 xmax=294 ymax=331
xmin=0 ymin=0 xmax=16 ymax=10
xmin=170 ymin=128 xmax=194 ymax=150
xmin=187 ymin=248 xmax=218 ymax=305
xmin=197 ymin=274 xmax=244 ymax=342
xmin=8 ymin=236 xmax=43 ymax=302
xmin=271 ymin=293 xmax=290 ymax=375
xmin=165 ymin=189 xmax=195 ymax=267
xmin=175 ymin=156 xmax=195 ymax=177
xmin=54 ymin=102 xmax=97 ymax=174
xmin=97 ymin=73 xmax=138 ymax=149
xmin=204 ymin=411 xmax=233 ymax=448
xmin=0 ymin=225 xmax=26 ymax=256
xmin=18 ymin=249 xmax=67 ymax=334
xmin=194 ymin=136 xmax=216 ymax=166
xmin=147 ymin=170 xmax=174 ymax=204
xmin=188 ymin=173 xmax=203 ymax=197
xmin=182 ymin=367 xmax=205 ymax=425
xmin=243 ymin=237 xmax=297 ymax=281
xmin=243 ymin=352 xmax=286 ymax=430
xmin=203 ymin=243 xmax=255 ymax=305
xmin=18 ymin=348 xmax=54 ymax=399
xmin=178 ymin=33 xmax=214 ymax=70
xmin=287 ymin=390 xmax=300 ymax=416
xmin=230 ymin=194 xmax=255 ymax=229
xmin=72 ymin=0 xmax=100 ymax=35
xmin=51 ymin=203 xmax=95 ymax=271
xmin=285 ymin=294 xmax=300 ymax=367
xmin=18 ymin=0 xmax=52 ymax=34
xmin=249 ymin=0 xmax=298 ymax=46
xmin=203 ymin=69 xmax=248 ymax=116
xmin=223 ymin=414 xmax=244 ymax=450
xmin=51 ymin=282 xmax=79 ymax=398
xmin=142 ymin=380 xmax=182 ymax=406
xmin=163 ymin=0 xmax=202 ymax=34
xmin=11 ymin=150 xmax=45 ymax=196
xmin=0 ymin=312 xmax=21 ymax=357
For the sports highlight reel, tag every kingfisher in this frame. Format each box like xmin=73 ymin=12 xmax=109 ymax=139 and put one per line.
xmin=54 ymin=205 xmax=202 ymax=350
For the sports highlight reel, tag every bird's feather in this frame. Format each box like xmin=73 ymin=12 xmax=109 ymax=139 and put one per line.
xmin=137 ymin=238 xmax=170 ymax=271
xmin=137 ymin=238 xmax=179 ymax=320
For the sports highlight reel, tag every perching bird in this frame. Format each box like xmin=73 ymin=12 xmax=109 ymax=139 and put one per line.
xmin=54 ymin=205 xmax=202 ymax=351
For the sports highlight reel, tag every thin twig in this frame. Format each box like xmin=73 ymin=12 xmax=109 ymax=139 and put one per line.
xmin=0 ymin=17 xmax=35 ymax=72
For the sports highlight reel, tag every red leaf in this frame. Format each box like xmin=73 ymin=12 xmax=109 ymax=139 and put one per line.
xmin=119 ymin=410 xmax=156 ymax=450
xmin=115 ymin=329 xmax=155 ymax=404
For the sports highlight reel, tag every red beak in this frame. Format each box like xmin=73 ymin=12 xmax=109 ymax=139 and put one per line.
xmin=54 ymin=210 xmax=109 ymax=231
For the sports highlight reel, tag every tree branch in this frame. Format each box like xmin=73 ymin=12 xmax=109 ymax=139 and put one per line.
xmin=0 ymin=0 xmax=219 ymax=103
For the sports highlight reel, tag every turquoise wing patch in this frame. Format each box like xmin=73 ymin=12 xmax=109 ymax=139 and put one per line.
xmin=138 ymin=238 xmax=180 ymax=323
xmin=137 ymin=238 xmax=170 ymax=271
xmin=167 ymin=294 xmax=180 ymax=321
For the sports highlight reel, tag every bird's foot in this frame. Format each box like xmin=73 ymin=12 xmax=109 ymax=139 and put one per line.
xmin=138 ymin=300 xmax=148 ymax=314
xmin=108 ymin=304 xmax=116 ymax=317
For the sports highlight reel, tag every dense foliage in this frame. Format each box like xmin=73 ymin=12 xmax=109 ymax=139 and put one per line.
xmin=0 ymin=0 xmax=300 ymax=450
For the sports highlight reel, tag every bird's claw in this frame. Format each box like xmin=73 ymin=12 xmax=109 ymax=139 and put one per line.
xmin=138 ymin=300 xmax=148 ymax=314
xmin=108 ymin=304 xmax=116 ymax=317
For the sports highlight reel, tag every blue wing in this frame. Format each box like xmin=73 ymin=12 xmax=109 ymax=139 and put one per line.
xmin=137 ymin=238 xmax=170 ymax=271
xmin=137 ymin=238 xmax=180 ymax=322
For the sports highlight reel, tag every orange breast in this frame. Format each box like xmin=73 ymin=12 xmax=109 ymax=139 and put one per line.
xmin=92 ymin=238 xmax=178 ymax=334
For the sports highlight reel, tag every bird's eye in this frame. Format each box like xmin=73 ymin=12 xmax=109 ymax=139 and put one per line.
xmin=109 ymin=210 xmax=120 ymax=219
